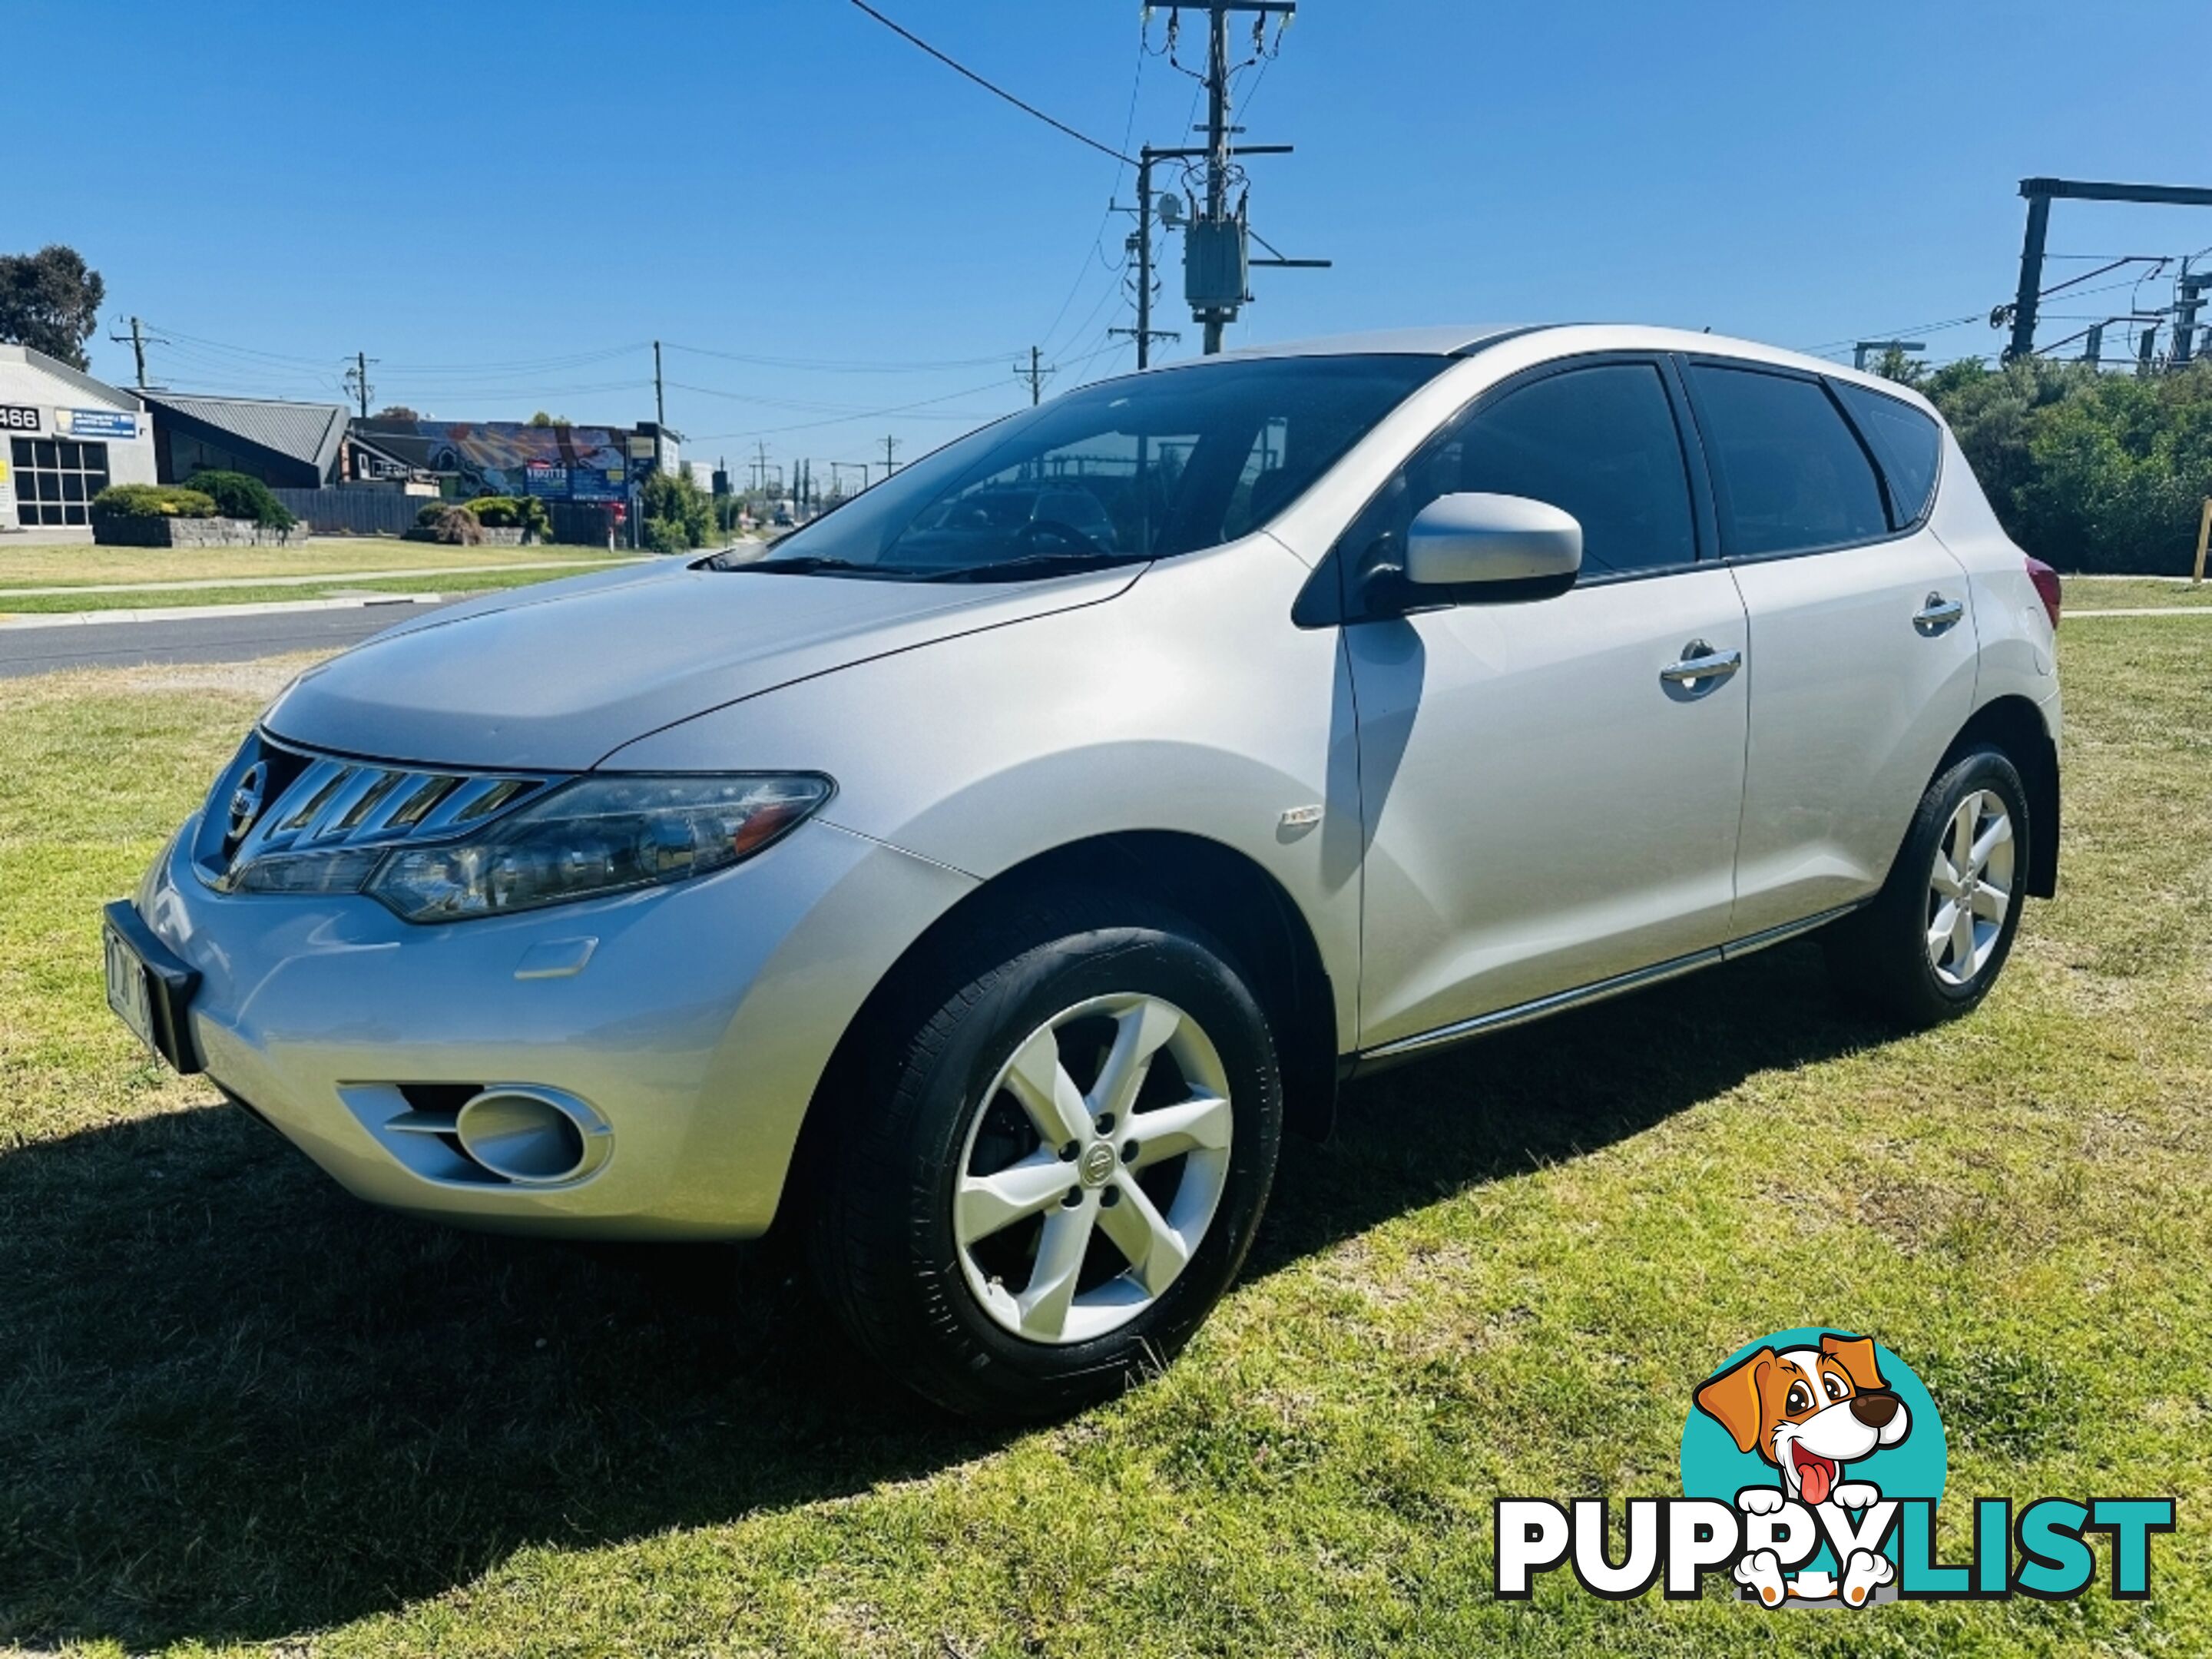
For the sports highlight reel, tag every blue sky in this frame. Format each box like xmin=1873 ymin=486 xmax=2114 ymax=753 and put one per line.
xmin=19 ymin=1 xmax=2212 ymax=473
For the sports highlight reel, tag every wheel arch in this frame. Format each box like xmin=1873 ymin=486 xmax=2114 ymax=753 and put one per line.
xmin=783 ymin=830 xmax=1340 ymax=1229
xmin=1942 ymin=695 xmax=2059 ymax=899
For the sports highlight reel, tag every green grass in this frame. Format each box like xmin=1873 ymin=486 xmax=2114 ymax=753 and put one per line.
xmin=0 ymin=539 xmax=630 ymax=591
xmin=2060 ymin=575 xmax=2212 ymax=610
xmin=0 ymin=568 xmax=611 ymax=615
xmin=2 ymin=630 xmax=2208 ymax=1655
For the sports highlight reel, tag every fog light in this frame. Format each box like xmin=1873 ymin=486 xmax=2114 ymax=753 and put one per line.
xmin=453 ymin=1086 xmax=611 ymax=1185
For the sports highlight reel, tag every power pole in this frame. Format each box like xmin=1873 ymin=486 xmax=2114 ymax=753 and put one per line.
xmin=107 ymin=316 xmax=166 ymax=389
xmin=2137 ymin=323 xmax=2161 ymax=377
xmin=1108 ymin=147 xmax=1184 ymax=368
xmin=343 ymin=351 xmax=377 ymax=419
xmin=653 ymin=339 xmax=666 ymax=431
xmin=2083 ymin=323 xmax=2104 ymax=368
xmin=1016 ymin=345 xmax=1056 ymax=406
xmin=882 ymin=434 xmax=900 ymax=479
xmin=754 ymin=440 xmax=771 ymax=495
xmin=1171 ymin=4 xmax=1325 ymax=353
xmin=1198 ymin=4 xmax=1235 ymax=353
xmin=2173 ymin=262 xmax=2211 ymax=367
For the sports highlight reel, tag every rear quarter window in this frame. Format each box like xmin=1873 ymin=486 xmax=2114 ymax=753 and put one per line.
xmin=1685 ymin=363 xmax=1891 ymax=558
xmin=1833 ymin=380 xmax=1943 ymax=527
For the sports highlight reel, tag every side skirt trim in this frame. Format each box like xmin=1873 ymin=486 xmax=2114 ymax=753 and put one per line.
xmin=1353 ymin=902 xmax=1865 ymax=1067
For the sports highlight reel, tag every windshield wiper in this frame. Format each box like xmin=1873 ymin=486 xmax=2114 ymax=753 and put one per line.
xmin=719 ymin=554 xmax=901 ymax=578
xmin=917 ymin=549 xmax=1152 ymax=584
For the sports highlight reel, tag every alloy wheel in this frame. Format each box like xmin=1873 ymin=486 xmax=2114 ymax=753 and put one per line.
xmin=1926 ymin=789 xmax=2014 ymax=987
xmin=952 ymin=993 xmax=1233 ymax=1346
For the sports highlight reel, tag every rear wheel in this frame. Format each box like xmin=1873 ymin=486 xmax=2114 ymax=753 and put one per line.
xmin=806 ymin=896 xmax=1283 ymax=1419
xmin=1824 ymin=744 xmax=2028 ymax=1028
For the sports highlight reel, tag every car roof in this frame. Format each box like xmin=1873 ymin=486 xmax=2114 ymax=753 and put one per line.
xmin=1201 ymin=323 xmax=1939 ymax=415
xmin=1210 ymin=325 xmax=1535 ymax=359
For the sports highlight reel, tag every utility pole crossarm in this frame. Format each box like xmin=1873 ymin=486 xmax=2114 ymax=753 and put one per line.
xmin=1852 ymin=339 xmax=1926 ymax=372
xmin=2020 ymin=177 xmax=2212 ymax=208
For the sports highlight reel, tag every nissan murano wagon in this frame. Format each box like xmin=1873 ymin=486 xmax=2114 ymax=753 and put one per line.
xmin=107 ymin=325 xmax=2062 ymax=1416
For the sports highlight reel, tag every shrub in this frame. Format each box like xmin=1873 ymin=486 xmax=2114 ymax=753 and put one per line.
xmin=642 ymin=516 xmax=693 ymax=555
xmin=89 ymin=483 xmax=217 ymax=522
xmin=639 ymin=467 xmax=715 ymax=552
xmin=420 ymin=505 xmax=484 ymax=545
xmin=464 ymin=494 xmax=552 ymax=540
xmin=182 ymin=469 xmax=296 ymax=528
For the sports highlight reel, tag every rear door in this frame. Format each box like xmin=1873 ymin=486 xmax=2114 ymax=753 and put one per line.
xmin=1681 ymin=360 xmax=1976 ymax=935
xmin=1345 ymin=356 xmax=1752 ymax=1051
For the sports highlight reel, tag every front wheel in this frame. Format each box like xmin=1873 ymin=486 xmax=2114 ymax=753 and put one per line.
xmin=1824 ymin=743 xmax=2029 ymax=1028
xmin=806 ymin=896 xmax=1283 ymax=1419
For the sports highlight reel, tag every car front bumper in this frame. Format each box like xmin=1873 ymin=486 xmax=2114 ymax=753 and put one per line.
xmin=131 ymin=812 xmax=975 ymax=1239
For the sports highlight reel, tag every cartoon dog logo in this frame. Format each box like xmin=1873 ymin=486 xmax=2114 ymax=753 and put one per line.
xmin=1694 ymin=1332 xmax=1911 ymax=1607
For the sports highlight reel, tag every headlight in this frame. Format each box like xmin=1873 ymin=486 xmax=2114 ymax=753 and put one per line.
xmin=364 ymin=773 xmax=832 ymax=922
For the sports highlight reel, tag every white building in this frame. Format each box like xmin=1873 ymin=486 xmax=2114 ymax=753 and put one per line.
xmin=0 ymin=345 xmax=157 ymax=541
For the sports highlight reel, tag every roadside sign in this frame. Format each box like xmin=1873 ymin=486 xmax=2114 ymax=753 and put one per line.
xmin=58 ymin=409 xmax=137 ymax=439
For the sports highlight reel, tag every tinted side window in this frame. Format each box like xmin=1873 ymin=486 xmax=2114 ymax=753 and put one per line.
xmin=1337 ymin=363 xmax=1697 ymax=596
xmin=1834 ymin=380 xmax=1942 ymax=527
xmin=1687 ymin=364 xmax=1889 ymax=557
xmin=1452 ymin=365 xmax=1697 ymax=576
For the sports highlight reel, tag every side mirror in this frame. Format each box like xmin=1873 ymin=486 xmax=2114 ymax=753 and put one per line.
xmin=1403 ymin=492 xmax=1582 ymax=590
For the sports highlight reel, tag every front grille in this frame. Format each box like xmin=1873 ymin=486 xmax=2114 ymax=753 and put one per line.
xmin=193 ymin=731 xmax=562 ymax=889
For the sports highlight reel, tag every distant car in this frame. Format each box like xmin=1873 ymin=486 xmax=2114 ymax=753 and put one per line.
xmin=105 ymin=325 xmax=2061 ymax=1419
xmin=772 ymin=505 xmax=795 ymax=527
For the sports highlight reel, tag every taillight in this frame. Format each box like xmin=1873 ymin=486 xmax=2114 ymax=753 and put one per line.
xmin=2025 ymin=556 xmax=2061 ymax=630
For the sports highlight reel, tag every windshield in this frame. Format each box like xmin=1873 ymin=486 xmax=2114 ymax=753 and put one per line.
xmin=718 ymin=354 xmax=1450 ymax=581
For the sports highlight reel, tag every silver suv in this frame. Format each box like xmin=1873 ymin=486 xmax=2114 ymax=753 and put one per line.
xmin=105 ymin=325 xmax=2061 ymax=1417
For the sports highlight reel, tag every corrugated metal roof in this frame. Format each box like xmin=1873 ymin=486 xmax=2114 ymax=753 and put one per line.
xmin=138 ymin=391 xmax=349 ymax=473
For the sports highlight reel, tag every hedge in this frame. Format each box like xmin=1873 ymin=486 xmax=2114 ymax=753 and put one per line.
xmin=416 ymin=495 xmax=551 ymax=538
xmin=182 ymin=469 xmax=296 ymax=529
xmin=89 ymin=484 xmax=219 ymax=522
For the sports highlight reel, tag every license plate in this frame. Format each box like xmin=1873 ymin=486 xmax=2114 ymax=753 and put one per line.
xmin=104 ymin=918 xmax=163 ymax=1060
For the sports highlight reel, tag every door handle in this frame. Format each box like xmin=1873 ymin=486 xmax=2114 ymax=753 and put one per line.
xmin=1659 ymin=641 xmax=1742 ymax=686
xmin=1915 ymin=593 xmax=1965 ymax=634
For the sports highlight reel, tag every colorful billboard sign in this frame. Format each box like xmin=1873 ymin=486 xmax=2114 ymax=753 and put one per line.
xmin=353 ymin=420 xmax=635 ymax=502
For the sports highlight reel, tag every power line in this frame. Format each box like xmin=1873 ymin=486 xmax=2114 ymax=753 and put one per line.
xmin=662 ymin=340 xmax=1028 ymax=374
xmin=1798 ymin=313 xmax=1981 ymax=356
xmin=667 ymin=379 xmax=1010 ymax=417
xmin=845 ymin=0 xmax=1134 ymax=165
xmin=684 ymin=376 xmax=1019 ymax=442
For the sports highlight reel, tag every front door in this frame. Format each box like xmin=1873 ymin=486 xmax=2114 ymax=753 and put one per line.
xmin=1344 ymin=358 xmax=1751 ymax=1051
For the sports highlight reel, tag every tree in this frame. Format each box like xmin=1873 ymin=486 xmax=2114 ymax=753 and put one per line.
xmin=639 ymin=466 xmax=716 ymax=552
xmin=528 ymin=410 xmax=571 ymax=428
xmin=373 ymin=404 xmax=422 ymax=421
xmin=1873 ymin=346 xmax=1927 ymax=389
xmin=1919 ymin=357 xmax=2212 ymax=573
xmin=0 ymin=245 xmax=104 ymax=369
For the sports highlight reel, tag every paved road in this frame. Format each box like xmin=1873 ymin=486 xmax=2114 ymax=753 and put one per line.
xmin=0 ymin=596 xmax=465 ymax=677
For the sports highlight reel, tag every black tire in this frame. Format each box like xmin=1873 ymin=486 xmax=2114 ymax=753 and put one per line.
xmin=804 ymin=892 xmax=1283 ymax=1420
xmin=1823 ymin=743 xmax=2031 ymax=1029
